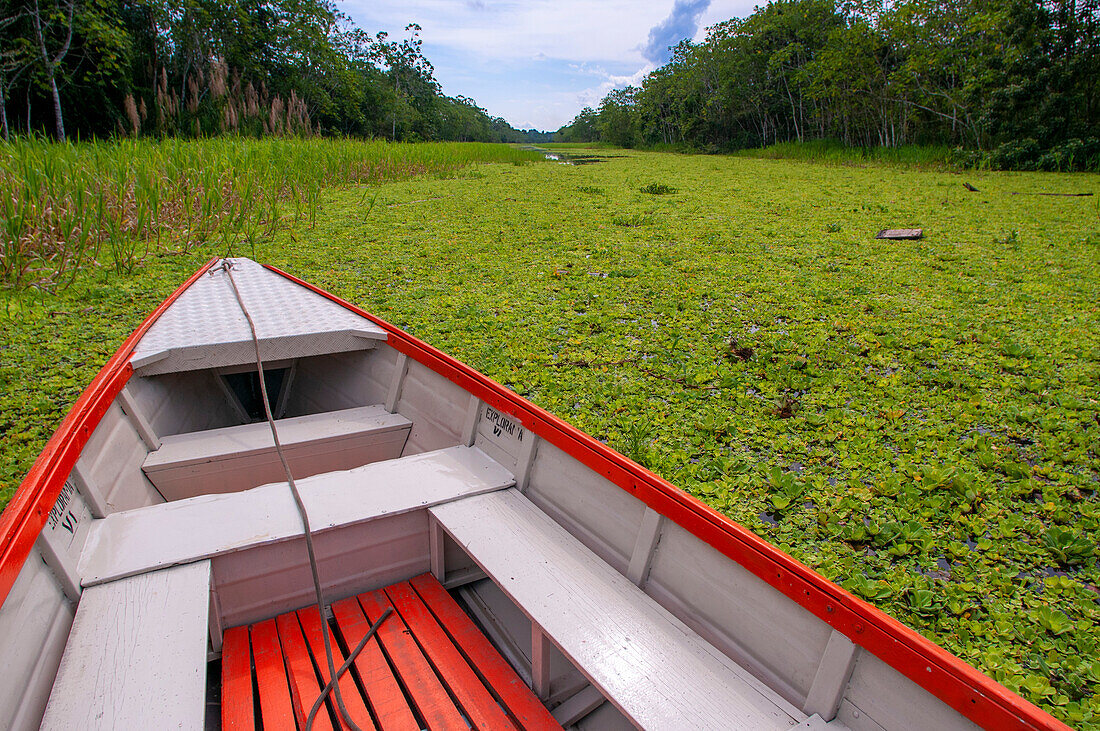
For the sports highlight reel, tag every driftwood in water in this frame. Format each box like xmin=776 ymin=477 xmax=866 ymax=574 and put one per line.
xmin=963 ymin=181 xmax=1093 ymax=197
xmin=876 ymin=228 xmax=923 ymax=240
xmin=1011 ymin=191 xmax=1094 ymax=197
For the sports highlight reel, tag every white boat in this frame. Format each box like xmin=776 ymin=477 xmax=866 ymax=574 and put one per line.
xmin=0 ymin=258 xmax=1067 ymax=730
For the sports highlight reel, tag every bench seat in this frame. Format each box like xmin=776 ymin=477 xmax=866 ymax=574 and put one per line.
xmin=430 ymin=489 xmax=803 ymax=730
xmin=82 ymin=446 xmax=514 ymax=587
xmin=142 ymin=405 xmax=412 ymax=501
xmin=41 ymin=561 xmax=211 ymax=730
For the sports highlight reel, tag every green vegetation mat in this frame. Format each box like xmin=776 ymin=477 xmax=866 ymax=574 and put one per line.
xmin=2 ymin=142 xmax=1099 ymax=724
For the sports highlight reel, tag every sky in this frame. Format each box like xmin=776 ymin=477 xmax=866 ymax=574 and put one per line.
xmin=341 ymin=1 xmax=758 ymax=132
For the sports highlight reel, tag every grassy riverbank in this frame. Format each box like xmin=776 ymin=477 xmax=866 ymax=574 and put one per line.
xmin=2 ymin=141 xmax=1098 ymax=724
xmin=0 ymin=138 xmax=542 ymax=288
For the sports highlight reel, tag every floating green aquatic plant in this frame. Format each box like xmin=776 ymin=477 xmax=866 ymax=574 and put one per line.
xmin=2 ymin=143 xmax=1098 ymax=724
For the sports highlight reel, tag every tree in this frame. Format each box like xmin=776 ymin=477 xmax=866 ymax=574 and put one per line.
xmin=29 ymin=0 xmax=74 ymax=140
xmin=556 ymin=106 xmax=598 ymax=142
xmin=885 ymin=0 xmax=1002 ymax=148
xmin=0 ymin=0 xmax=539 ymax=143
xmin=371 ymin=23 xmax=439 ymax=140
xmin=0 ymin=6 xmax=32 ymax=140
xmin=807 ymin=18 xmax=904 ymax=146
xmin=574 ymin=0 xmax=1097 ymax=167
xmin=978 ymin=0 xmax=1100 ymax=167
xmin=597 ymin=86 xmax=638 ymax=147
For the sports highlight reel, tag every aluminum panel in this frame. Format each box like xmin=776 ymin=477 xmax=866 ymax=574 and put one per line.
xmin=0 ymin=549 xmax=74 ymax=731
xmin=130 ymin=258 xmax=386 ymax=375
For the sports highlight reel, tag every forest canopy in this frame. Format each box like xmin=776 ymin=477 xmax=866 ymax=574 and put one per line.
xmin=556 ymin=0 xmax=1100 ymax=170
xmin=0 ymin=0 xmax=548 ymax=143
xmin=2 ymin=0 xmax=1097 ymax=168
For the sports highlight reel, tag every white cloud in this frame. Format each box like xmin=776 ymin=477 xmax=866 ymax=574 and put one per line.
xmin=497 ymin=61 xmax=652 ymax=129
xmin=574 ymin=64 xmax=655 ymax=110
xmin=344 ymin=1 xmax=674 ymax=64
xmin=568 ymin=63 xmax=611 ymax=77
xmin=642 ymin=0 xmax=711 ymax=64
xmin=338 ymin=0 xmax=758 ymax=130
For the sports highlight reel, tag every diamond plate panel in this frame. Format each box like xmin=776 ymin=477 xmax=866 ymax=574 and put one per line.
xmin=131 ymin=258 xmax=385 ymax=375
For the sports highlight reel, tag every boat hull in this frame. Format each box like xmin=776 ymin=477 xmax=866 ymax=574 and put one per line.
xmin=0 ymin=258 xmax=1068 ymax=730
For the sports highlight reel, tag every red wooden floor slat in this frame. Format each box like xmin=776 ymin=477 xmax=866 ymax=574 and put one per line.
xmin=277 ymin=611 xmax=335 ymax=731
xmin=221 ymin=626 xmax=255 ymax=731
xmin=250 ymin=618 xmax=297 ymax=731
xmin=410 ymin=574 xmax=562 ymax=731
xmin=330 ymin=596 xmax=421 ymax=731
xmin=385 ymin=581 xmax=517 ymax=730
xmin=224 ymin=575 xmax=556 ymax=731
xmin=296 ymin=605 xmax=377 ymax=731
xmin=357 ymin=588 xmax=470 ymax=731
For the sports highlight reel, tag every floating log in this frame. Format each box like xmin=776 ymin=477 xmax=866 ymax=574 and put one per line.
xmin=875 ymin=228 xmax=923 ymax=240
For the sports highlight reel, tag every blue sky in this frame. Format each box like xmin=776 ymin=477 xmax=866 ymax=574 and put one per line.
xmin=341 ymin=1 xmax=757 ymax=132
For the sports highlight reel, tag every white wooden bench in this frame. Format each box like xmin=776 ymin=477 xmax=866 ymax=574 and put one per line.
xmin=41 ymin=561 xmax=211 ymax=730
xmin=82 ymin=446 xmax=515 ymax=587
xmin=429 ymin=489 xmax=806 ymax=730
xmin=142 ymin=405 xmax=412 ymax=501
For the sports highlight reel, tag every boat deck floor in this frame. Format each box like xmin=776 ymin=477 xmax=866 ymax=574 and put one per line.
xmin=221 ymin=572 xmax=561 ymax=730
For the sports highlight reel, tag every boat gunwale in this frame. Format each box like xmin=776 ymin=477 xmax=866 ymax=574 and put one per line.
xmin=268 ymin=263 xmax=1069 ymax=731
xmin=0 ymin=257 xmax=1068 ymax=731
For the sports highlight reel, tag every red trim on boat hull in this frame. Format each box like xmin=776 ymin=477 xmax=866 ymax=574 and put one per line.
xmin=266 ymin=264 xmax=1068 ymax=731
xmin=0 ymin=258 xmax=220 ymax=605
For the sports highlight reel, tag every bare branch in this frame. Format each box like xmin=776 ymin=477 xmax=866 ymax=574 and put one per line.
xmin=52 ymin=0 xmax=75 ymax=67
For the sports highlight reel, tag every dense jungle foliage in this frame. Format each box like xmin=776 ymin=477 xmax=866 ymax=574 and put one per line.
xmin=0 ymin=0 xmax=549 ymax=143
xmin=557 ymin=0 xmax=1100 ymax=170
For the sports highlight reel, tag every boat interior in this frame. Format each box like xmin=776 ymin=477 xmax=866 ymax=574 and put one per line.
xmin=0 ymin=260 xmax=988 ymax=730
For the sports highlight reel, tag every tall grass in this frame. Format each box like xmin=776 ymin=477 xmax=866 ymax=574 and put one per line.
xmin=737 ymin=139 xmax=954 ymax=168
xmin=0 ymin=138 xmax=542 ymax=289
